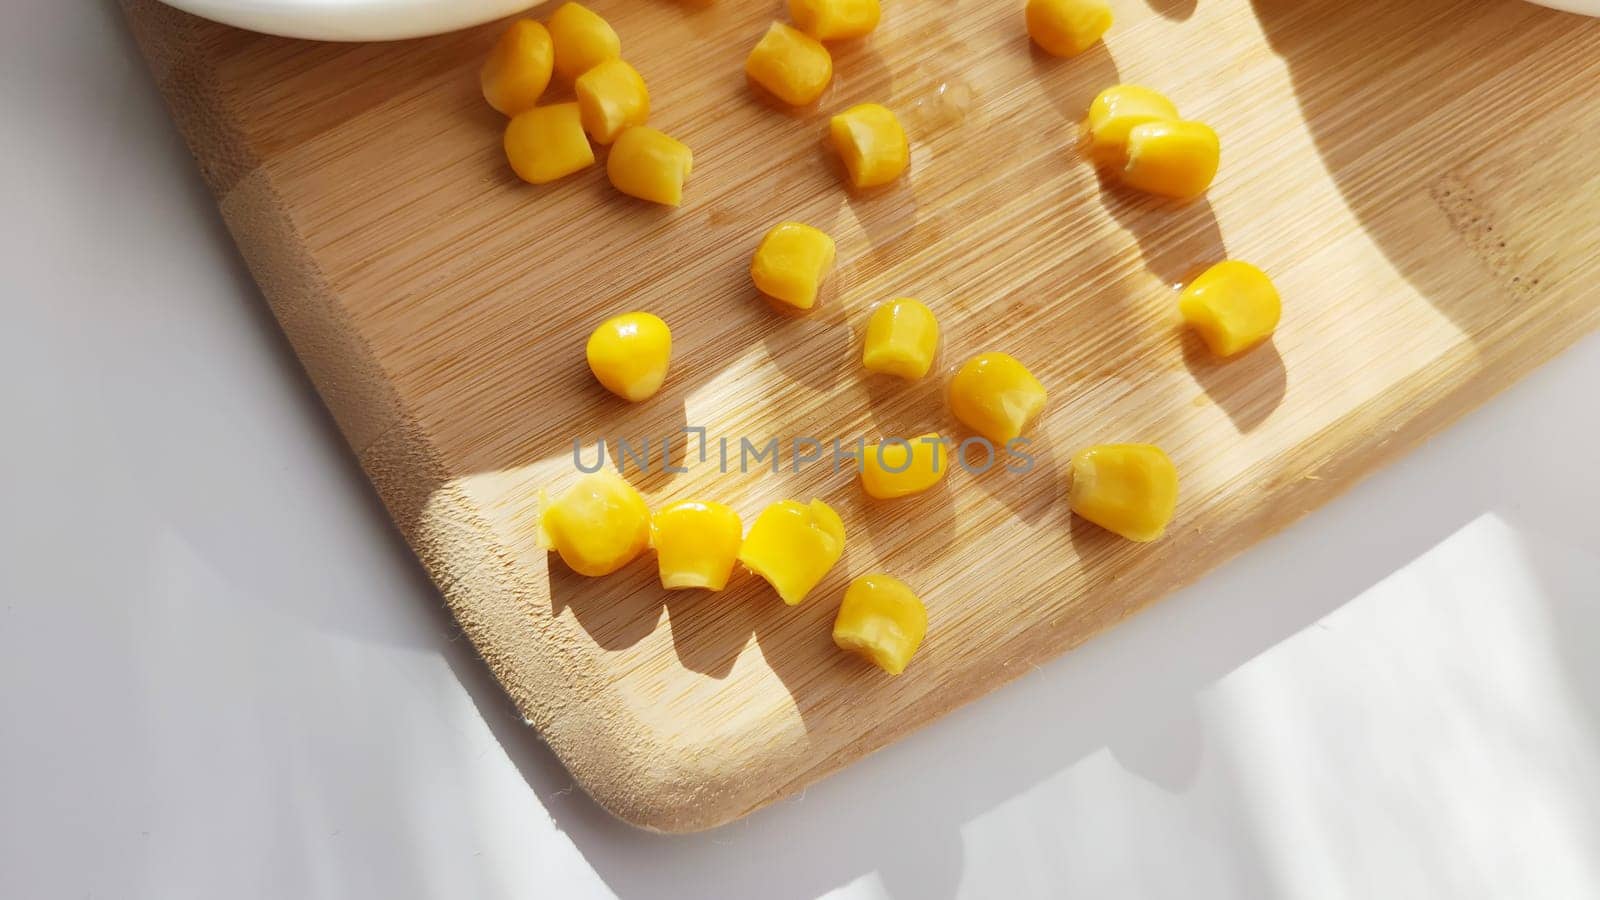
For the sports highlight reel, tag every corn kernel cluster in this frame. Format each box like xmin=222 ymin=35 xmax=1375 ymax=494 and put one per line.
xmin=1086 ymin=84 xmax=1220 ymax=201
xmin=539 ymin=465 xmax=929 ymax=674
xmin=495 ymin=1 xmax=1294 ymax=681
xmin=742 ymin=0 xmax=908 ymax=192
xmin=484 ymin=4 xmax=693 ymax=206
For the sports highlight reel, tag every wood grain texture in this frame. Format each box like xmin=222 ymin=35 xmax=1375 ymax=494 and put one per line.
xmin=123 ymin=0 xmax=1600 ymax=831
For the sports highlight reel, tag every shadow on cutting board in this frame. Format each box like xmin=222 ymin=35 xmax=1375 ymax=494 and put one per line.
xmin=1180 ymin=332 xmax=1288 ymax=434
xmin=1243 ymin=0 xmax=1595 ymax=338
xmin=1028 ymin=36 xmax=1230 ymax=294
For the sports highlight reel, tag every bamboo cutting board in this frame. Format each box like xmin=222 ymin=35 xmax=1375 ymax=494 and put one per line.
xmin=124 ymin=0 xmax=1600 ymax=831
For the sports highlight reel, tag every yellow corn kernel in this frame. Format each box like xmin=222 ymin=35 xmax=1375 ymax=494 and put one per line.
xmin=948 ymin=352 xmax=1048 ymax=445
xmin=861 ymin=433 xmax=949 ymax=500
xmin=829 ymin=103 xmax=908 ymax=190
xmin=538 ymin=469 xmax=651 ymax=576
xmin=750 ymin=221 xmax=836 ymax=309
xmin=737 ymin=499 xmax=845 ymax=605
xmin=1026 ymin=0 xmax=1112 ymax=57
xmin=1179 ymin=261 xmax=1281 ymax=357
xmin=504 ymin=103 xmax=595 ymax=185
xmin=745 ymin=22 xmax=833 ymax=106
xmin=1122 ymin=120 xmax=1220 ymax=201
xmin=575 ymin=58 xmax=649 ymax=145
xmin=481 ymin=20 xmax=554 ymax=117
xmin=789 ymin=0 xmax=881 ymax=41
xmin=833 ymin=574 xmax=927 ymax=675
xmin=1086 ymin=84 xmax=1178 ymax=164
xmin=651 ymin=501 xmax=743 ymax=590
xmin=1069 ymin=444 xmax=1178 ymax=542
xmin=586 ymin=311 xmax=671 ymax=401
xmin=606 ymin=126 xmax=693 ymax=206
xmin=862 ymin=297 xmax=939 ymax=379
xmin=547 ymin=2 xmax=621 ymax=81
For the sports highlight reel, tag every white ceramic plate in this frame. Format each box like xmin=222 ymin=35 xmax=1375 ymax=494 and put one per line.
xmin=158 ymin=0 xmax=541 ymax=41
xmin=162 ymin=0 xmax=1600 ymax=42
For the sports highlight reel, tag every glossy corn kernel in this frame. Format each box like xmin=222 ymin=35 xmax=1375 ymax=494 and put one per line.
xmin=481 ymin=20 xmax=554 ymax=117
xmin=737 ymin=499 xmax=845 ymax=605
xmin=651 ymin=501 xmax=743 ymax=590
xmin=1179 ymin=261 xmax=1281 ymax=357
xmin=538 ymin=469 xmax=651 ymax=576
xmin=1086 ymin=84 xmax=1178 ymax=164
xmin=834 ymin=574 xmax=927 ymax=675
xmin=1122 ymin=120 xmax=1220 ymax=201
xmin=862 ymin=297 xmax=939 ymax=379
xmin=750 ymin=221 xmax=836 ymax=309
xmin=504 ymin=103 xmax=595 ymax=185
xmin=830 ymin=103 xmax=908 ymax=190
xmin=586 ymin=311 xmax=671 ymax=401
xmin=789 ymin=0 xmax=881 ymax=41
xmin=547 ymin=2 xmax=621 ymax=81
xmin=745 ymin=22 xmax=833 ymax=106
xmin=575 ymin=58 xmax=649 ymax=144
xmin=1069 ymin=444 xmax=1178 ymax=542
xmin=607 ymin=126 xmax=693 ymax=206
xmin=948 ymin=352 xmax=1048 ymax=445
xmin=1026 ymin=0 xmax=1112 ymax=57
xmin=861 ymin=433 xmax=949 ymax=499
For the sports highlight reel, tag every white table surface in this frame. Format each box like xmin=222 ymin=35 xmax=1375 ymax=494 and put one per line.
xmin=4 ymin=4 xmax=1599 ymax=899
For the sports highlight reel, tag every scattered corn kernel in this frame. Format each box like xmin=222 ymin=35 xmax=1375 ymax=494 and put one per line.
xmin=607 ymin=126 xmax=693 ymax=206
xmin=737 ymin=499 xmax=845 ymax=605
xmin=481 ymin=20 xmax=555 ymax=117
xmin=547 ymin=2 xmax=621 ymax=81
xmin=745 ymin=22 xmax=833 ymax=106
xmin=1086 ymin=84 xmax=1178 ymax=164
xmin=862 ymin=297 xmax=939 ymax=379
xmin=1122 ymin=119 xmax=1220 ymax=201
xmin=575 ymin=58 xmax=650 ymax=144
xmin=750 ymin=221 xmax=836 ymax=309
xmin=1069 ymin=443 xmax=1178 ymax=542
xmin=861 ymin=433 xmax=949 ymax=499
xmin=586 ymin=311 xmax=671 ymax=401
xmin=829 ymin=103 xmax=908 ymax=190
xmin=1180 ymin=261 xmax=1281 ymax=357
xmin=651 ymin=501 xmax=743 ymax=590
xmin=504 ymin=103 xmax=595 ymax=185
xmin=1026 ymin=0 xmax=1113 ymax=57
xmin=789 ymin=0 xmax=881 ymax=41
xmin=833 ymin=574 xmax=927 ymax=675
xmin=538 ymin=469 xmax=651 ymax=576
xmin=948 ymin=352 xmax=1048 ymax=445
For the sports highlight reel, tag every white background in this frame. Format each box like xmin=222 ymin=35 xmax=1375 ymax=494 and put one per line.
xmin=3 ymin=4 xmax=1598 ymax=899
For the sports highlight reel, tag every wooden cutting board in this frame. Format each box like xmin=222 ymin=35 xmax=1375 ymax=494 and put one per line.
xmin=123 ymin=0 xmax=1600 ymax=831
